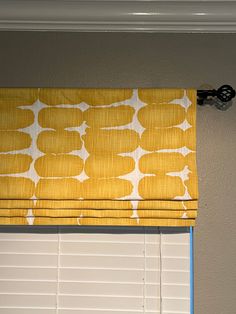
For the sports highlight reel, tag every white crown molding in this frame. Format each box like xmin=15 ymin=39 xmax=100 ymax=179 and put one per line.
xmin=0 ymin=0 xmax=236 ymax=32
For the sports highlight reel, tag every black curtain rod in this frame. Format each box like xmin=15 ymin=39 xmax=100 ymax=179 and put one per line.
xmin=197 ymin=85 xmax=235 ymax=110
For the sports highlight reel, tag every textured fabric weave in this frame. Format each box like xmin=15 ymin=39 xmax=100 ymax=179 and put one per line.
xmin=0 ymin=88 xmax=198 ymax=226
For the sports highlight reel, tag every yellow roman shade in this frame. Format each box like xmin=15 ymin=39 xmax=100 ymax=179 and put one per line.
xmin=0 ymin=88 xmax=198 ymax=226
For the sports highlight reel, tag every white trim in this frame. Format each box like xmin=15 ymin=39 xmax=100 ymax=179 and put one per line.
xmin=0 ymin=1 xmax=236 ymax=32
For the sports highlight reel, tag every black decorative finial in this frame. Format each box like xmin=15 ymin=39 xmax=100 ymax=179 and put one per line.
xmin=197 ymin=85 xmax=235 ymax=110
xmin=216 ymin=85 xmax=235 ymax=103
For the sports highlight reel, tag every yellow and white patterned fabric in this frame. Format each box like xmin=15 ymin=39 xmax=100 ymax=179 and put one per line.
xmin=0 ymin=88 xmax=198 ymax=226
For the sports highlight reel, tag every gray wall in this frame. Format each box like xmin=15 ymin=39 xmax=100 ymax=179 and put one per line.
xmin=0 ymin=32 xmax=236 ymax=314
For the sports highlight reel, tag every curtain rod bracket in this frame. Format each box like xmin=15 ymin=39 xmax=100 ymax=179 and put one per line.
xmin=197 ymin=85 xmax=235 ymax=110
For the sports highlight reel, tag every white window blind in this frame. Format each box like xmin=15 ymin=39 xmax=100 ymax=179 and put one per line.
xmin=0 ymin=227 xmax=190 ymax=314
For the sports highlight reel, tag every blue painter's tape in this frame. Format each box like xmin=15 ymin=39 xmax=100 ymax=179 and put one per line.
xmin=190 ymin=226 xmax=194 ymax=314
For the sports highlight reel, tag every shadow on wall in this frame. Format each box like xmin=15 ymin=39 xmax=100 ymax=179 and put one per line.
xmin=0 ymin=226 xmax=190 ymax=234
